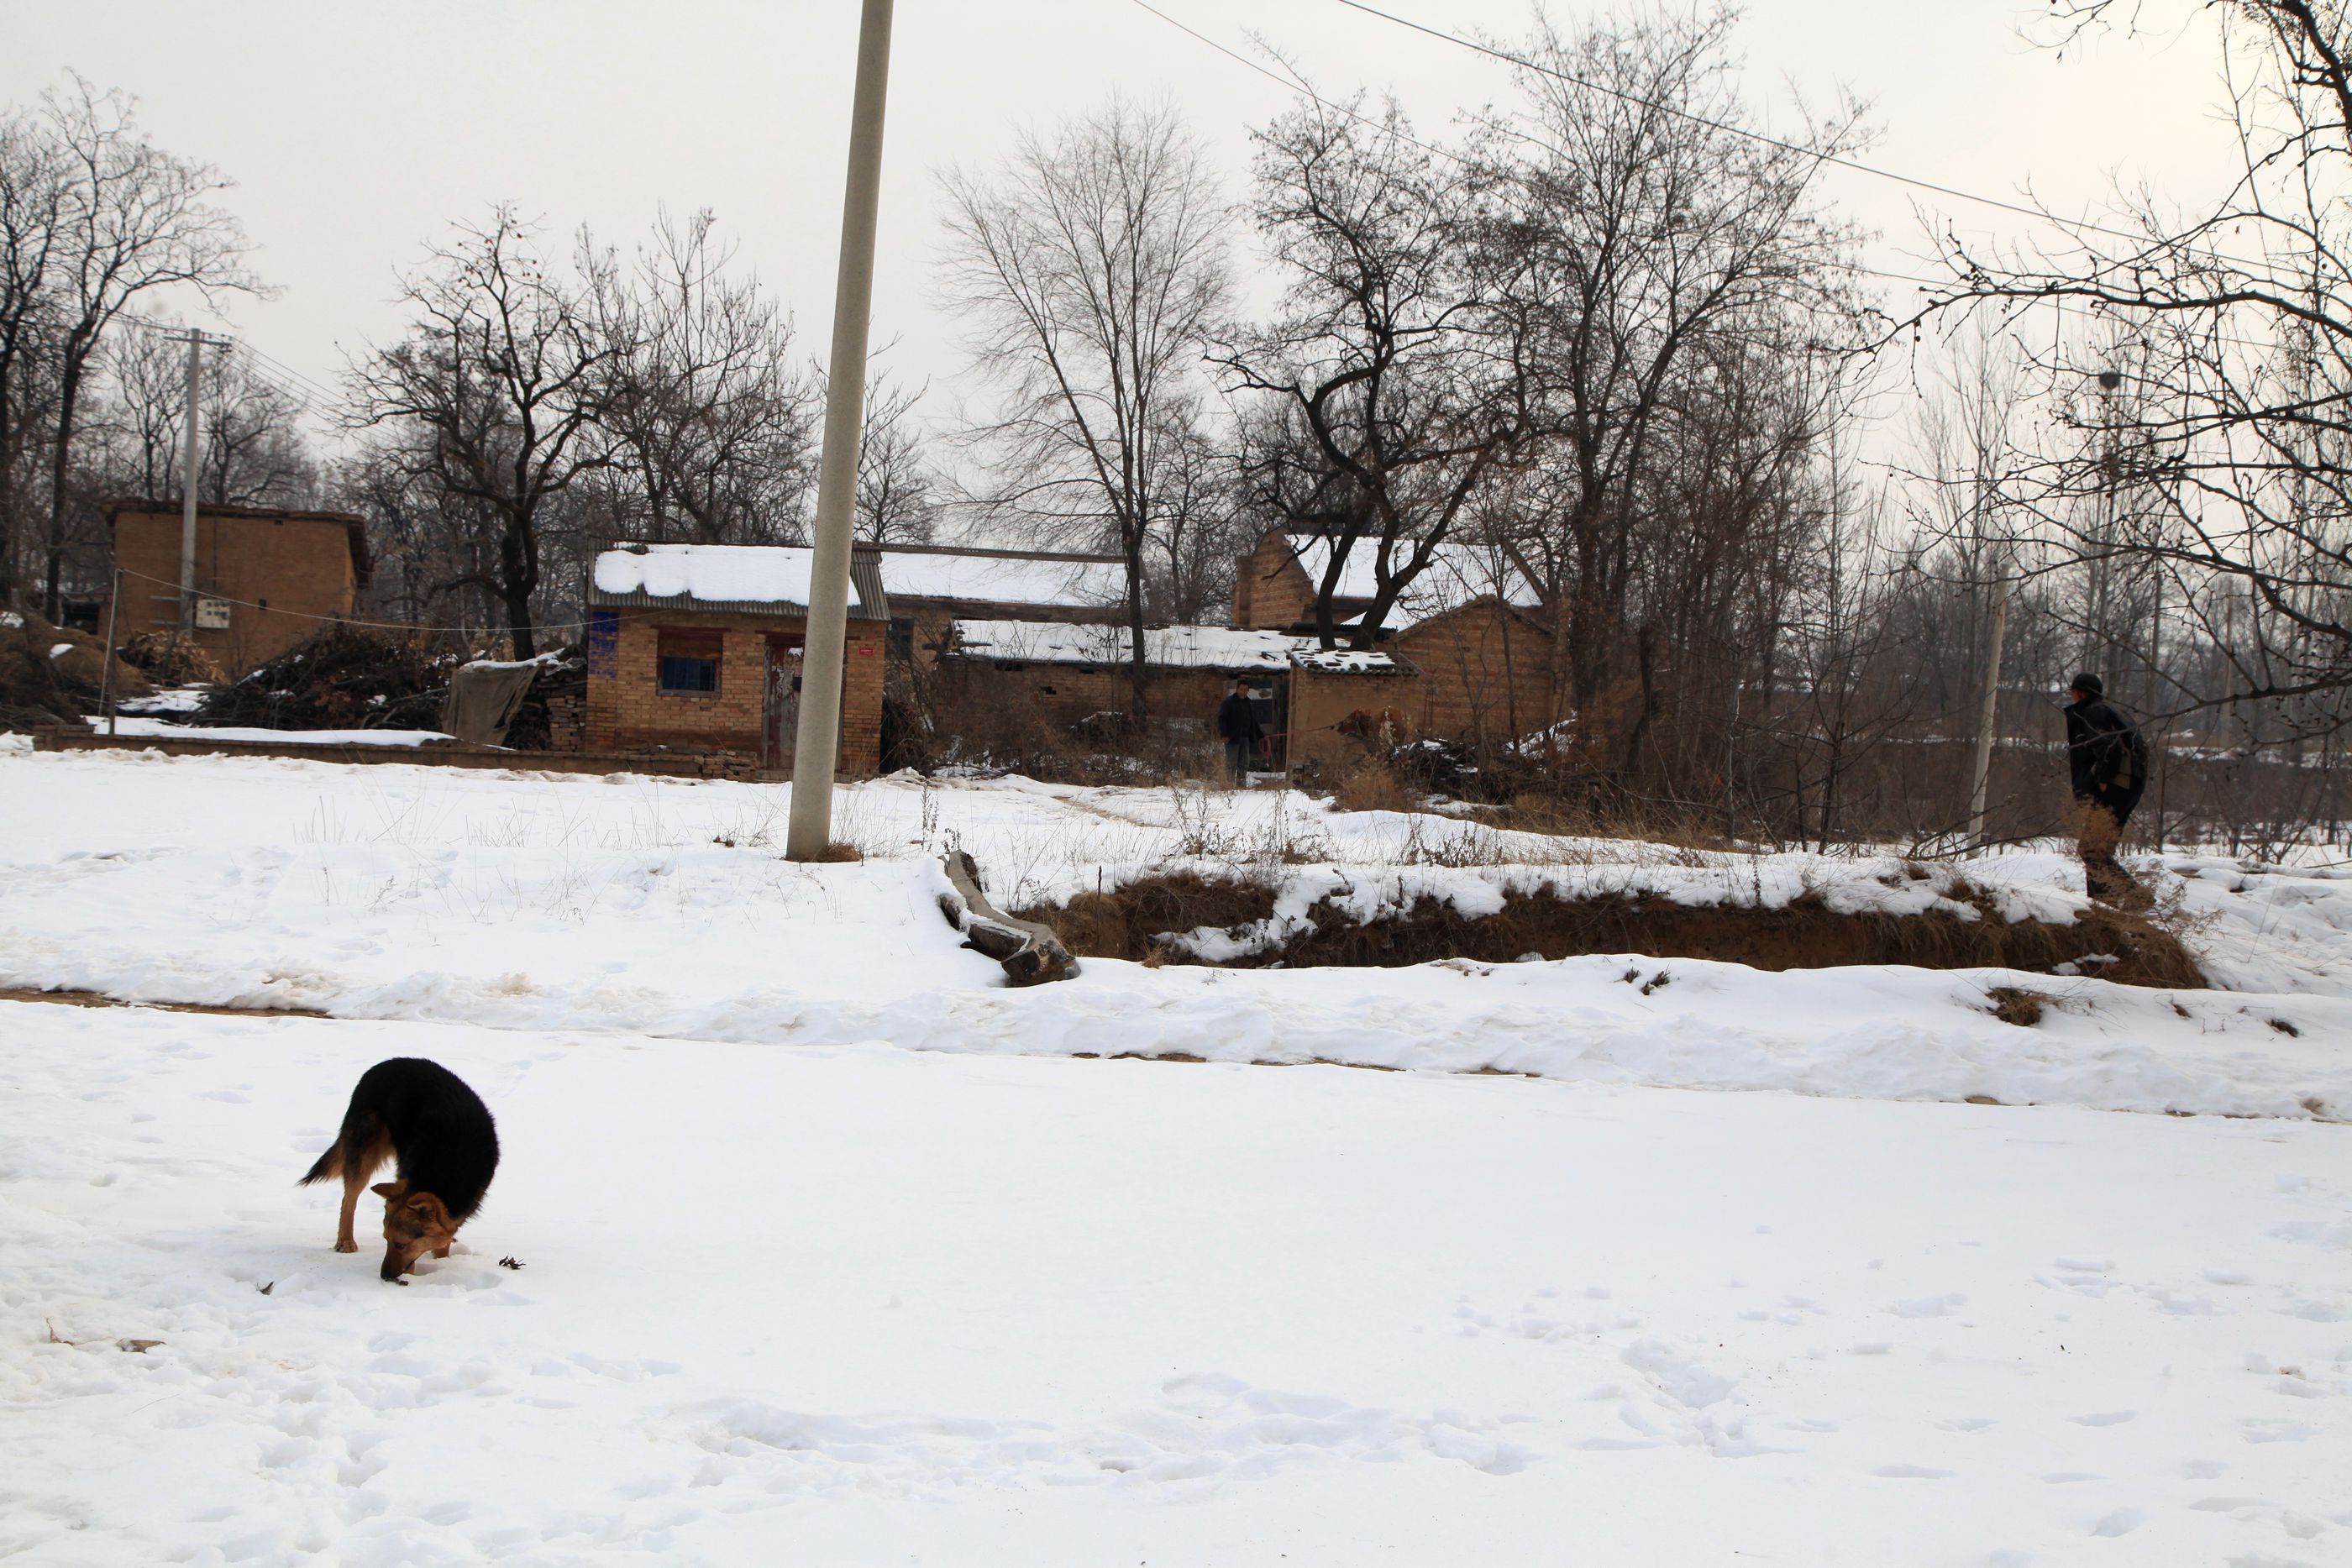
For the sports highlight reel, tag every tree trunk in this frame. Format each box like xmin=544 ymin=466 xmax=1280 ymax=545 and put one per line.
xmin=42 ymin=349 xmax=86 ymax=622
xmin=1123 ymin=532 xmax=1148 ymax=724
xmin=498 ymin=510 xmax=539 ymax=659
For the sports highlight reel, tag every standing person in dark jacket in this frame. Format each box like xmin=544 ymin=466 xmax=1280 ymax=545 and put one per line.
xmin=2063 ymin=672 xmax=2150 ymax=903
xmin=1215 ymin=679 xmax=1263 ymax=787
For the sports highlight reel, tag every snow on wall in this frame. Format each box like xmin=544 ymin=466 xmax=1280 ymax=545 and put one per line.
xmin=80 ymin=716 xmax=454 ymax=747
xmin=882 ymin=552 xmax=1126 ymax=608
xmin=953 ymin=619 xmax=1312 ymax=670
xmin=1292 ymin=648 xmax=1410 ymax=674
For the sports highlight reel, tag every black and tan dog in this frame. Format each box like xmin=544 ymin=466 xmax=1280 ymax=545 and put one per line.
xmin=301 ymin=1058 xmax=500 ymax=1282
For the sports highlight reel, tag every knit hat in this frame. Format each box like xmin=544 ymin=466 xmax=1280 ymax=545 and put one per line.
xmin=2069 ymin=672 xmax=2103 ymax=698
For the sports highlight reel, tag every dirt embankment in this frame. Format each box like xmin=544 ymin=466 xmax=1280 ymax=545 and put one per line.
xmin=0 ymin=611 xmax=151 ymax=727
xmin=1017 ymin=874 xmax=2206 ymax=989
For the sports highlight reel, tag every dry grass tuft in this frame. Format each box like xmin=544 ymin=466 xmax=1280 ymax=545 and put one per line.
xmin=1985 ymin=987 xmax=2050 ymax=1027
xmin=1333 ymin=760 xmax=1412 ymax=815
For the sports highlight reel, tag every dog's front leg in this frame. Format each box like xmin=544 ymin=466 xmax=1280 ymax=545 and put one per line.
xmin=335 ymin=1175 xmax=363 ymax=1253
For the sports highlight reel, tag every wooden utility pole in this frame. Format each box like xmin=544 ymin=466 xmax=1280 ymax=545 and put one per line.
xmin=787 ymin=0 xmax=895 ymax=862
xmin=1967 ymin=574 xmax=2008 ymax=850
xmin=99 ymin=564 xmax=121 ymax=737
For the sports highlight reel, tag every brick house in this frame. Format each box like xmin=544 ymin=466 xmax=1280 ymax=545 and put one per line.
xmin=103 ymin=501 xmax=370 ymax=675
xmin=584 ymin=542 xmax=890 ymax=779
xmin=1232 ymin=530 xmax=1556 ymax=747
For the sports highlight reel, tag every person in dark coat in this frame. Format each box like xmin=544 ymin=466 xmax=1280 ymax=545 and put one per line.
xmin=1215 ymin=679 xmax=1264 ymax=787
xmin=2062 ymin=672 xmax=2150 ymax=903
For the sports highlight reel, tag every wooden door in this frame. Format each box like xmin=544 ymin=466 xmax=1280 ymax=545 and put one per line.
xmin=764 ymin=635 xmax=804 ymax=771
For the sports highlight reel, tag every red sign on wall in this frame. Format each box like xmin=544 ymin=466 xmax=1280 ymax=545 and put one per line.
xmin=854 ymin=645 xmax=876 ymax=657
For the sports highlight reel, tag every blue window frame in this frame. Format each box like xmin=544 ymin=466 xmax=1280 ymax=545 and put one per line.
xmin=657 ymin=630 xmax=723 ymax=694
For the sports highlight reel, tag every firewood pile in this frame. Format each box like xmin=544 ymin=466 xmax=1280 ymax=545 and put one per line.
xmin=118 ymin=630 xmax=226 ymax=686
xmin=190 ymin=624 xmax=453 ymax=732
xmin=496 ymin=649 xmax=585 ymax=750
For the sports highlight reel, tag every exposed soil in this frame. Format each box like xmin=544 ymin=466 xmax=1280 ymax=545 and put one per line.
xmin=0 ymin=987 xmax=328 ymax=1019
xmin=1016 ymin=875 xmax=2208 ymax=990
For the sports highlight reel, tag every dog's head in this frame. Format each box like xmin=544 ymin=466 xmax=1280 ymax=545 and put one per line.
xmin=371 ymin=1181 xmax=456 ymax=1282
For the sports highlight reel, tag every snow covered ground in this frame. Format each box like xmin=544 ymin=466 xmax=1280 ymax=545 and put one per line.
xmin=79 ymin=716 xmax=457 ymax=746
xmin=3 ymin=752 xmax=2348 ymax=1115
xmin=2 ymin=749 xmax=2348 ymax=1564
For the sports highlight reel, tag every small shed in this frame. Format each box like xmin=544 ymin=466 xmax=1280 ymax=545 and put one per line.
xmin=1285 ymin=647 xmax=1423 ymax=774
xmin=104 ymin=501 xmax=371 ymax=676
xmin=583 ymin=542 xmax=890 ymax=779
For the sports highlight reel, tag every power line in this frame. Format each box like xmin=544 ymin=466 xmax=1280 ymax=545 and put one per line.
xmin=116 ymin=311 xmax=344 ymax=417
xmin=1128 ymin=0 xmax=1914 ymax=293
xmin=1330 ymin=0 xmax=2169 ymax=251
xmin=1332 ymin=0 xmax=2324 ymax=292
xmin=1131 ymin=0 xmax=2309 ymax=354
xmin=239 ymin=342 xmax=344 ymax=406
xmin=113 ymin=564 xmax=584 ymax=637
xmin=1124 ymin=0 xmax=1468 ymax=170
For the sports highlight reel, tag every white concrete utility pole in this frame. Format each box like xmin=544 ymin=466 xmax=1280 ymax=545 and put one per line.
xmin=174 ymin=332 xmax=208 ymax=635
xmin=787 ymin=0 xmax=896 ymax=863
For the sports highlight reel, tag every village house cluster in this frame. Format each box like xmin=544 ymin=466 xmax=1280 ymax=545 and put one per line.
xmin=93 ymin=501 xmax=1562 ymax=781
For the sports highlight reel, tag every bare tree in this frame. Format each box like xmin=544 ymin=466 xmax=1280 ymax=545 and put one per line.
xmin=1221 ymin=92 xmax=1525 ymax=650
xmin=0 ymin=102 xmax=68 ymax=608
xmin=198 ymin=349 xmax=315 ymax=506
xmin=32 ymin=75 xmax=262 ymax=617
xmin=1477 ymin=4 xmax=1867 ymax=726
xmin=851 ymin=365 xmax=938 ymax=545
xmin=939 ymin=95 xmax=1230 ymax=718
xmin=1924 ymin=0 xmax=2352 ymax=738
xmin=97 ymin=321 xmax=183 ymax=498
xmin=92 ymin=328 xmax=313 ymax=505
xmin=350 ymin=207 xmax=621 ymax=658
xmin=589 ymin=207 xmax=815 ymax=546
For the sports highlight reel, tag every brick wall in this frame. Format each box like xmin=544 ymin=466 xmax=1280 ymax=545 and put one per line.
xmin=106 ymin=508 xmax=361 ymax=674
xmin=544 ymin=692 xmax=585 ymax=753
xmin=584 ymin=607 xmax=886 ymax=777
xmin=940 ymin=658 xmax=1240 ymax=732
xmin=1394 ymin=600 xmax=1558 ymax=746
xmin=1288 ymin=665 xmax=1420 ymax=772
xmin=1232 ymin=533 xmax=1313 ymax=631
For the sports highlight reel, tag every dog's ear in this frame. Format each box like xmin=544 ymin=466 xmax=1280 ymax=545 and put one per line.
xmin=371 ymin=1180 xmax=408 ymax=1199
xmin=407 ymin=1192 xmax=454 ymax=1228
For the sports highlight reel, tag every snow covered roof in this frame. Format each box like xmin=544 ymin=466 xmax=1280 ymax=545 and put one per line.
xmin=1284 ymin=537 xmax=1540 ymax=625
xmin=952 ymin=619 xmax=1314 ymax=671
xmin=1290 ymin=648 xmax=1417 ymax=677
xmin=589 ymin=543 xmax=888 ymax=618
xmin=590 ymin=542 xmax=1124 ymax=619
xmin=879 ymin=546 xmax=1126 ymax=610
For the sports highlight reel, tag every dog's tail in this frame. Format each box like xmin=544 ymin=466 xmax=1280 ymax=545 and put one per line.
xmin=298 ymin=1140 xmax=343 ymax=1187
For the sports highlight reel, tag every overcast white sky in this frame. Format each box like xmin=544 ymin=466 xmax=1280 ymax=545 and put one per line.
xmin=0 ymin=0 xmax=2239 ymax=433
